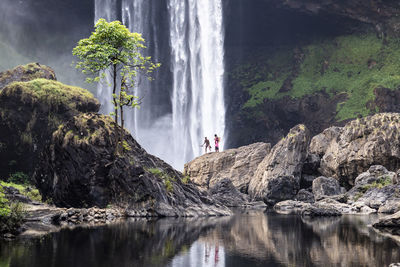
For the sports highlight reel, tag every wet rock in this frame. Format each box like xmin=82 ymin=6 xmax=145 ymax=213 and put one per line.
xmin=295 ymin=189 xmax=314 ymax=203
xmin=249 ymin=124 xmax=310 ymax=204
xmin=312 ymin=176 xmax=341 ymax=201
xmin=184 ymin=142 xmax=271 ymax=193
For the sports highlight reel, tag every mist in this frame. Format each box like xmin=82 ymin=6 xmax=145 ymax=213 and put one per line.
xmin=0 ymin=0 xmax=95 ymax=91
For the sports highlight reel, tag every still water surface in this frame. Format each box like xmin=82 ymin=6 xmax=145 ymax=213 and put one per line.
xmin=1 ymin=211 xmax=400 ymax=267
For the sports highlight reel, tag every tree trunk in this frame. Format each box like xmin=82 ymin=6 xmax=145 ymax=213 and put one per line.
xmin=112 ymin=64 xmax=118 ymax=124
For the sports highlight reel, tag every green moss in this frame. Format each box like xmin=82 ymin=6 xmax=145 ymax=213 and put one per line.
xmin=360 ymin=176 xmax=392 ymax=193
xmin=4 ymin=78 xmax=95 ymax=110
xmin=240 ymin=33 xmax=400 ymax=121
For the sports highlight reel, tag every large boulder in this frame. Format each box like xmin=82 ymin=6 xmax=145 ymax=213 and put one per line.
xmin=312 ymin=176 xmax=342 ymax=201
xmin=184 ymin=142 xmax=271 ymax=193
xmin=208 ymin=178 xmax=250 ymax=207
xmin=33 ymin=113 xmax=230 ymax=217
xmin=0 ymin=74 xmax=99 ymax=179
xmin=248 ymin=124 xmax=310 ymax=205
xmin=347 ymin=165 xmax=400 ymax=210
xmin=310 ymin=113 xmax=400 ymax=187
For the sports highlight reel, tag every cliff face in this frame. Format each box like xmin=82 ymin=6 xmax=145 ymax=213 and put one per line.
xmin=225 ymin=1 xmax=400 ymax=148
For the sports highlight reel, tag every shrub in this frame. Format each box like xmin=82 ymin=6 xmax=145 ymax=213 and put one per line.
xmin=0 ymin=186 xmax=25 ymax=235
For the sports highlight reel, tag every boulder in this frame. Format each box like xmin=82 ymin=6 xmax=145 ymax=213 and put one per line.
xmin=0 ymin=67 xmax=99 ymax=179
xmin=208 ymin=178 xmax=250 ymax=207
xmin=312 ymin=176 xmax=341 ymax=201
xmin=309 ymin=113 xmax=400 ymax=187
xmin=274 ymin=200 xmax=311 ymax=215
xmin=184 ymin=142 xmax=271 ymax=193
xmin=0 ymin=63 xmax=56 ymax=90
xmin=295 ymin=189 xmax=314 ymax=203
xmin=33 ymin=113 xmax=231 ymax=217
xmin=373 ymin=211 xmax=400 ymax=228
xmin=248 ymin=124 xmax=310 ymax=204
xmin=378 ymin=200 xmax=400 ymax=214
xmin=347 ymin=165 xmax=400 ymax=210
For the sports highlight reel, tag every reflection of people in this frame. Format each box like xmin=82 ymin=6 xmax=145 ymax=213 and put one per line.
xmin=205 ymin=243 xmax=210 ymax=263
xmin=202 ymin=137 xmax=211 ymax=153
xmin=214 ymin=134 xmax=220 ymax=152
xmin=214 ymin=244 xmax=219 ymax=266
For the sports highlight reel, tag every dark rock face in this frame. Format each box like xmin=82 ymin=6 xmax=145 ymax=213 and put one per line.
xmin=312 ymin=176 xmax=341 ymax=201
xmin=34 ymin=113 xmax=230 ymax=216
xmin=0 ymin=65 xmax=99 ymax=179
xmin=228 ymin=91 xmax=347 ymax=148
xmin=269 ymin=0 xmax=400 ymax=35
xmin=249 ymin=124 xmax=310 ymax=204
xmin=310 ymin=113 xmax=400 ymax=187
xmin=209 ymin=178 xmax=250 ymax=207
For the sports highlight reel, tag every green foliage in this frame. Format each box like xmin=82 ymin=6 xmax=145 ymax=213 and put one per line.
xmin=121 ymin=140 xmax=131 ymax=151
xmin=360 ymin=176 xmax=392 ymax=193
xmin=182 ymin=175 xmax=190 ymax=184
xmin=7 ymin=172 xmax=29 ymax=185
xmin=0 ymin=181 xmax=42 ymax=202
xmin=240 ymin=33 xmax=400 ymax=121
xmin=0 ymin=186 xmax=25 ymax=235
xmin=146 ymin=168 xmax=175 ymax=193
xmin=73 ymin=19 xmax=160 ymax=128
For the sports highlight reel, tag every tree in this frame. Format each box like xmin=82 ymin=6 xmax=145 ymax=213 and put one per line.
xmin=72 ymin=19 xmax=160 ymax=129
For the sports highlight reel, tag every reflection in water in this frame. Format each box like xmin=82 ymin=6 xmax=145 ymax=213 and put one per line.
xmin=0 ymin=212 xmax=399 ymax=267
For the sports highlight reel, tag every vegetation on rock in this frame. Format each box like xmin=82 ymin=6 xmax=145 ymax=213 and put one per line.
xmin=238 ymin=33 xmax=400 ymax=121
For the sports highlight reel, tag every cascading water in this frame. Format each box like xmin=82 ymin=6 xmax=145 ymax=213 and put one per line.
xmin=95 ymin=0 xmax=225 ymax=170
xmin=168 ymin=0 xmax=226 ymax=166
xmin=94 ymin=0 xmax=117 ymax=115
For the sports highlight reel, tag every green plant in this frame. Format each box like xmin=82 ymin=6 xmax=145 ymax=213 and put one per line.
xmin=7 ymin=172 xmax=29 ymax=185
xmin=121 ymin=140 xmax=131 ymax=151
xmin=0 ymin=186 xmax=25 ymax=234
xmin=0 ymin=181 xmax=42 ymax=202
xmin=73 ymin=19 xmax=160 ymax=129
xmin=182 ymin=175 xmax=190 ymax=184
xmin=146 ymin=168 xmax=175 ymax=193
xmin=360 ymin=176 xmax=392 ymax=193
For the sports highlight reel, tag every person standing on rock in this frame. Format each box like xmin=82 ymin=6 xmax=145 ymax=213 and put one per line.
xmin=214 ymin=134 xmax=220 ymax=152
xmin=202 ymin=137 xmax=211 ymax=153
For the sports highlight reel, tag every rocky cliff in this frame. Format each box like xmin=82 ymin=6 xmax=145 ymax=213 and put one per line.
xmin=0 ymin=64 xmax=230 ymax=217
xmin=0 ymin=63 xmax=99 ymax=179
xmin=34 ymin=113 xmax=230 ymax=216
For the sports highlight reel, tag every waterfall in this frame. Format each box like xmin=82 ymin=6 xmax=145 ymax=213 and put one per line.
xmin=95 ymin=0 xmax=225 ymax=170
xmin=94 ymin=0 xmax=117 ymax=115
xmin=168 ymin=0 xmax=226 ymax=166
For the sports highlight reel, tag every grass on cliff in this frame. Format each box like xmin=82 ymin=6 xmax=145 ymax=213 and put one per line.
xmin=241 ymin=33 xmax=400 ymax=121
xmin=4 ymin=78 xmax=95 ymax=110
